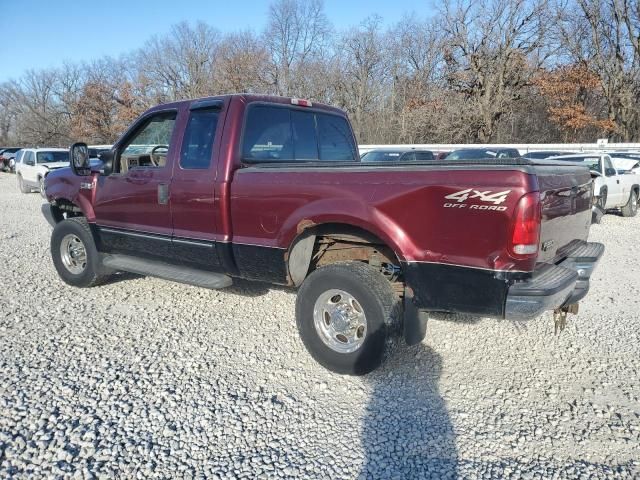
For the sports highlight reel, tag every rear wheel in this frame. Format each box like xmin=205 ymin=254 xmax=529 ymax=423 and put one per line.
xmin=295 ymin=261 xmax=400 ymax=375
xmin=621 ymin=190 xmax=638 ymax=217
xmin=51 ymin=217 xmax=108 ymax=287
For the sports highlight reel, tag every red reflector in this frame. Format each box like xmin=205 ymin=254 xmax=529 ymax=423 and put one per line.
xmin=291 ymin=98 xmax=312 ymax=107
xmin=510 ymin=192 xmax=541 ymax=257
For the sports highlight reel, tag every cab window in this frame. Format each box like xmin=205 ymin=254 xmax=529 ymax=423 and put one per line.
xmin=603 ymin=156 xmax=615 ymax=176
xmin=180 ymin=109 xmax=220 ymax=169
xmin=117 ymin=111 xmax=177 ymax=173
xmin=242 ymin=105 xmax=357 ymax=163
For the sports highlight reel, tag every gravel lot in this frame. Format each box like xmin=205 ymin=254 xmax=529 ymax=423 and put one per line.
xmin=1 ymin=171 xmax=639 ymax=479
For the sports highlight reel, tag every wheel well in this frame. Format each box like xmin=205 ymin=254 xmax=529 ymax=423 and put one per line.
xmin=51 ymin=198 xmax=84 ymax=218
xmin=287 ymin=223 xmax=403 ymax=289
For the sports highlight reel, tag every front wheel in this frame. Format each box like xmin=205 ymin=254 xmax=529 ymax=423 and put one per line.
xmin=17 ymin=174 xmax=30 ymax=193
xmin=39 ymin=176 xmax=46 ymax=198
xmin=295 ymin=261 xmax=400 ymax=375
xmin=51 ymin=218 xmax=108 ymax=287
xmin=621 ymin=190 xmax=638 ymax=217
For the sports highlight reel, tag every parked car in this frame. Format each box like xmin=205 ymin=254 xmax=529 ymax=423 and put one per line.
xmin=44 ymin=94 xmax=603 ymax=375
xmin=360 ymin=148 xmax=435 ymax=162
xmin=522 ymin=150 xmax=576 ymax=160
xmin=15 ymin=148 xmax=69 ymax=197
xmin=445 ymin=148 xmax=520 ymax=160
xmin=12 ymin=149 xmax=25 ymax=173
xmin=0 ymin=147 xmax=22 ymax=172
xmin=606 ymin=151 xmax=640 ymax=161
xmin=550 ymin=153 xmax=639 ymax=217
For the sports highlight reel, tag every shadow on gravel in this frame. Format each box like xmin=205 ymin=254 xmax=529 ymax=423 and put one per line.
xmin=224 ymin=279 xmax=295 ymax=297
xmin=430 ymin=312 xmax=483 ymax=324
xmin=102 ymin=271 xmax=144 ymax=285
xmin=359 ymin=343 xmax=457 ymax=479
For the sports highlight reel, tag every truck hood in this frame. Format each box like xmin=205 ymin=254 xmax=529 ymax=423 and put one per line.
xmin=612 ymin=158 xmax=639 ymax=172
xmin=41 ymin=162 xmax=70 ymax=170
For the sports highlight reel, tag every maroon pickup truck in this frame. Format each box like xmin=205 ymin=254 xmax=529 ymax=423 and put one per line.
xmin=44 ymin=94 xmax=603 ymax=374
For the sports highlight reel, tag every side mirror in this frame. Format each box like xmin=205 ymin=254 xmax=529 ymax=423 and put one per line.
xmin=70 ymin=142 xmax=91 ymax=176
xmin=605 ymin=167 xmax=616 ymax=177
xmin=25 ymin=159 xmax=35 ymax=166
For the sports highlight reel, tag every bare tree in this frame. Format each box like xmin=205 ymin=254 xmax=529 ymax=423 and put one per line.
xmin=214 ymin=31 xmax=272 ymax=94
xmin=334 ymin=16 xmax=390 ymax=143
xmin=441 ymin=0 xmax=551 ymax=142
xmin=138 ymin=21 xmax=220 ymax=101
xmin=264 ymin=0 xmax=331 ymax=96
xmin=559 ymin=0 xmax=640 ymax=141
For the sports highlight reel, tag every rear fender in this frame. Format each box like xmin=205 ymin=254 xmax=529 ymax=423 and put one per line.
xmin=277 ymin=198 xmax=418 ymax=262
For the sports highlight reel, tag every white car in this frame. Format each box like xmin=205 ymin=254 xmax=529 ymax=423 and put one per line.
xmin=15 ymin=148 xmax=69 ymax=197
xmin=550 ymin=153 xmax=639 ymax=217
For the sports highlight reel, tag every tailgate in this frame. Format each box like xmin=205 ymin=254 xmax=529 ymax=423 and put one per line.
xmin=534 ymin=163 xmax=593 ymax=263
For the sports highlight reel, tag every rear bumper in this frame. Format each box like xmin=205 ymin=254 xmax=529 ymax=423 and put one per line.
xmin=505 ymin=241 xmax=604 ymax=320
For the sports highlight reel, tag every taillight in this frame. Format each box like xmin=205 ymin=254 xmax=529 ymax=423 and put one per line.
xmin=510 ymin=192 xmax=541 ymax=257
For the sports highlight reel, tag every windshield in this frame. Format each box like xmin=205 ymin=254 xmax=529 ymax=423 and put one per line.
xmin=37 ymin=151 xmax=69 ymax=164
xmin=557 ymin=156 xmax=602 ymax=171
xmin=360 ymin=151 xmax=405 ymax=162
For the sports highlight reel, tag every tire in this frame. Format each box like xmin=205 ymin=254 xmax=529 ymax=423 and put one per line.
xmin=51 ymin=217 xmax=108 ymax=288
xmin=621 ymin=190 xmax=638 ymax=217
xmin=39 ymin=176 xmax=46 ymax=199
xmin=17 ymin=174 xmax=30 ymax=193
xmin=295 ymin=261 xmax=400 ymax=375
xmin=596 ymin=188 xmax=607 ymax=211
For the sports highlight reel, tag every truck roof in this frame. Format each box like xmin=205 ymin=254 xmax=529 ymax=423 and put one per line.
xmin=148 ymin=94 xmax=348 ymax=117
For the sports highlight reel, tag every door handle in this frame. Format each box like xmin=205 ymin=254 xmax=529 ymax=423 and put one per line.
xmin=158 ymin=184 xmax=169 ymax=205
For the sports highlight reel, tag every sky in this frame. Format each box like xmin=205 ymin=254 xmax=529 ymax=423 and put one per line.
xmin=0 ymin=0 xmax=434 ymax=82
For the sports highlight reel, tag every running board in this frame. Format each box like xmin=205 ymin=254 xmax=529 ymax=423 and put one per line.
xmin=102 ymin=254 xmax=233 ymax=289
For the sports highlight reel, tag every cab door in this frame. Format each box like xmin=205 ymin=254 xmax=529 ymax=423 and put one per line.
xmin=602 ymin=155 xmax=623 ymax=207
xmin=169 ymin=100 xmax=225 ymax=270
xmin=22 ymin=151 xmax=37 ymax=184
xmin=93 ymin=109 xmax=182 ymax=259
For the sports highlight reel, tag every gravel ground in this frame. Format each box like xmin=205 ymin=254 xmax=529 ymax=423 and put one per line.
xmin=0 ymin=170 xmax=639 ymax=479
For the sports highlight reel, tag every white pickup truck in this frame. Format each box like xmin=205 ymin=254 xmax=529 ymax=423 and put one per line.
xmin=15 ymin=148 xmax=69 ymax=197
xmin=551 ymin=153 xmax=639 ymax=217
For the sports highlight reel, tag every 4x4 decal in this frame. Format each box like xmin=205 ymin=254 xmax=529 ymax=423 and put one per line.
xmin=444 ymin=188 xmax=511 ymax=211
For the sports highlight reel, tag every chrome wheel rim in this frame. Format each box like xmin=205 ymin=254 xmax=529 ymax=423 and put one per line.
xmin=632 ymin=194 xmax=638 ymax=213
xmin=60 ymin=234 xmax=87 ymax=274
xmin=313 ymin=289 xmax=367 ymax=353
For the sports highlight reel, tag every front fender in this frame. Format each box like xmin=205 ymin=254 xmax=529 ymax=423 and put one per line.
xmin=45 ymin=169 xmax=96 ymax=220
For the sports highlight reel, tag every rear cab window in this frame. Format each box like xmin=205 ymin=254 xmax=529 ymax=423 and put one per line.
xmin=242 ymin=105 xmax=357 ymax=163
xmin=180 ymin=108 xmax=220 ymax=169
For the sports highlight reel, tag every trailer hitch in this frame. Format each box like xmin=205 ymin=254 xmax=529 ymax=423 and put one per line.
xmin=553 ymin=303 xmax=579 ymax=334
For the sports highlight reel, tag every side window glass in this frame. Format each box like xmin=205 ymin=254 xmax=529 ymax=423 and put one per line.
xmin=291 ymin=110 xmax=318 ymax=160
xmin=180 ymin=109 xmax=220 ymax=169
xmin=25 ymin=151 xmax=34 ymax=165
xmin=414 ymin=151 xmax=434 ymax=161
xmin=242 ymin=106 xmax=292 ymax=161
xmin=317 ymin=114 xmax=357 ymax=161
xmin=118 ymin=111 xmax=177 ymax=173
xmin=604 ymin=157 xmax=615 ymax=176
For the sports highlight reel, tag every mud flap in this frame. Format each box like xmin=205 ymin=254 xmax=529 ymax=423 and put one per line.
xmin=404 ymin=288 xmax=428 ymax=345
